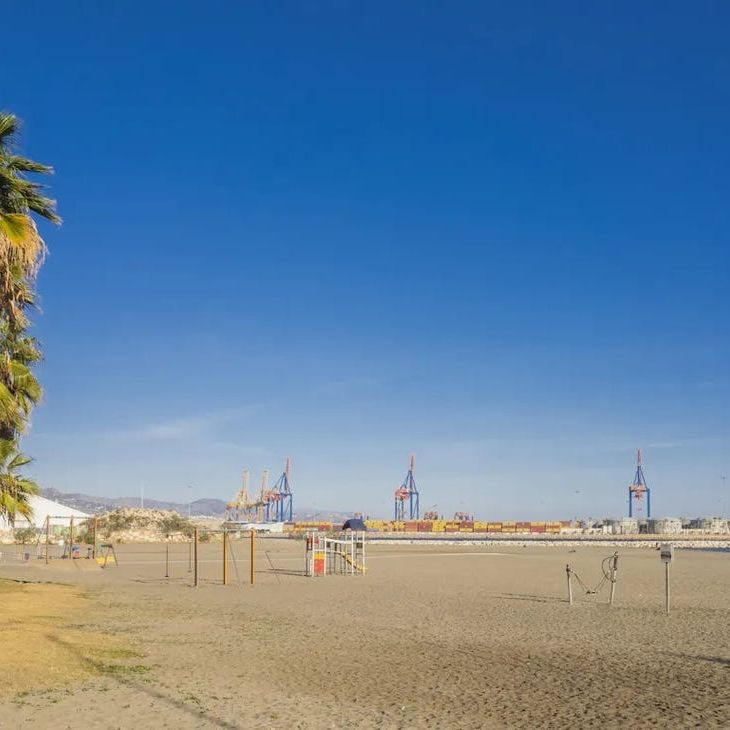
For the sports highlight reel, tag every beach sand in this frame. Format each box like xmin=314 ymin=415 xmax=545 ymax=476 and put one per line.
xmin=0 ymin=540 xmax=728 ymax=728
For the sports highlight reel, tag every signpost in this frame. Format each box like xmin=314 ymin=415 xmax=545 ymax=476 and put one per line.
xmin=660 ymin=543 xmax=674 ymax=614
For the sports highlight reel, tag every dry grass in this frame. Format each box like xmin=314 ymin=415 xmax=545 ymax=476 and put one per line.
xmin=0 ymin=579 xmax=143 ymax=696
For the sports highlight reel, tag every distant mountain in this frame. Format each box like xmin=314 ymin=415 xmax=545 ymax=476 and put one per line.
xmin=40 ymin=487 xmax=228 ymax=517
xmin=40 ymin=488 xmax=361 ymax=522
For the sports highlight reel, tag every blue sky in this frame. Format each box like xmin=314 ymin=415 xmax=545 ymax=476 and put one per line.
xmin=3 ymin=2 xmax=729 ymax=518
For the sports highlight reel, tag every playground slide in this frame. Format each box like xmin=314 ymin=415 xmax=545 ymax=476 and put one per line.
xmin=340 ymin=551 xmax=367 ymax=573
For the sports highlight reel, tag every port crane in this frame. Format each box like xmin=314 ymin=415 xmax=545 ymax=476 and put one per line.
xmin=225 ymin=469 xmax=265 ymax=523
xmin=394 ymin=454 xmax=420 ymax=520
xmin=265 ymin=457 xmax=293 ymax=522
xmin=628 ymin=449 xmax=651 ymax=518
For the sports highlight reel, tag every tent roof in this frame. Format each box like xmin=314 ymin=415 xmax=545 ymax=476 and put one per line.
xmin=342 ymin=517 xmax=367 ymax=531
xmin=0 ymin=494 xmax=89 ymax=530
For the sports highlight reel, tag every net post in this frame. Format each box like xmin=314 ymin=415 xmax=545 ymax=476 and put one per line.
xmin=45 ymin=516 xmax=49 ymax=565
xmin=194 ymin=527 xmax=199 ymax=587
xmin=223 ymin=529 xmax=228 ymax=586
xmin=609 ymin=552 xmax=618 ymax=606
xmin=566 ymin=564 xmax=573 ymax=606
xmin=250 ymin=530 xmax=255 ymax=586
xmin=665 ymin=562 xmax=670 ymax=614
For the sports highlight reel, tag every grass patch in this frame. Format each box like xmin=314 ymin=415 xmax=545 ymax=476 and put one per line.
xmin=0 ymin=579 xmax=143 ymax=697
xmin=98 ymin=663 xmax=151 ymax=677
xmin=97 ymin=647 xmax=145 ymax=660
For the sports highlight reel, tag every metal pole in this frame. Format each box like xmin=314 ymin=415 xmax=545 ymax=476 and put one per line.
xmin=250 ymin=530 xmax=255 ymax=585
xmin=165 ymin=544 xmax=170 ymax=578
xmin=223 ymin=530 xmax=228 ymax=586
xmin=92 ymin=517 xmax=98 ymax=560
xmin=665 ymin=562 xmax=670 ymax=614
xmin=45 ymin=516 xmax=49 ymax=565
xmin=194 ymin=528 xmax=199 ymax=587
xmin=69 ymin=517 xmax=74 ymax=558
xmin=609 ymin=552 xmax=618 ymax=607
xmin=566 ymin=564 xmax=573 ymax=606
xmin=188 ymin=539 xmax=192 ymax=573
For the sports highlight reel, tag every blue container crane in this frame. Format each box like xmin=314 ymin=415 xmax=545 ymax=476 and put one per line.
xmin=628 ymin=449 xmax=651 ymax=518
xmin=394 ymin=454 xmax=420 ymax=520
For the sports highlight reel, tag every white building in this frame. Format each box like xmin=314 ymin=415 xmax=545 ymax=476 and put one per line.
xmin=0 ymin=494 xmax=89 ymax=531
xmin=649 ymin=517 xmax=683 ymax=534
xmin=697 ymin=517 xmax=729 ymax=534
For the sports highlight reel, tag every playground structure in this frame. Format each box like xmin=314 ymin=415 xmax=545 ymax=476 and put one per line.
xmin=305 ymin=532 xmax=366 ymax=577
xmin=394 ymin=454 xmax=420 ymax=521
xmin=11 ymin=515 xmax=116 ymax=568
xmin=566 ymin=552 xmax=620 ymax=606
xmin=628 ymin=449 xmax=652 ymax=518
xmin=45 ymin=515 xmax=115 ymax=567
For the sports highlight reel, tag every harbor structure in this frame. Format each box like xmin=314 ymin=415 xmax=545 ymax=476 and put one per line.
xmin=628 ymin=449 xmax=651 ymax=518
xmin=394 ymin=454 xmax=420 ymax=521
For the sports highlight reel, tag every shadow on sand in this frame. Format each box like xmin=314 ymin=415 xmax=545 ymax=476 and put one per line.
xmin=662 ymin=651 xmax=730 ymax=668
xmin=496 ymin=592 xmax=565 ymax=604
xmin=45 ymin=633 xmax=241 ymax=729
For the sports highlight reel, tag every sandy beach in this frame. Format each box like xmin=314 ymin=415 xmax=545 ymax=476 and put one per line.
xmin=1 ymin=539 xmax=728 ymax=729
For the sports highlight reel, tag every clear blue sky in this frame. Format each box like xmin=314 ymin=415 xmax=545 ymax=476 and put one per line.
xmin=4 ymin=2 xmax=729 ymax=518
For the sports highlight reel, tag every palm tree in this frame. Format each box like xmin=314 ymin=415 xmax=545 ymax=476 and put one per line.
xmin=0 ymin=325 xmax=42 ymax=440
xmin=0 ymin=112 xmax=59 ymax=522
xmin=0 ymin=438 xmax=39 ymax=525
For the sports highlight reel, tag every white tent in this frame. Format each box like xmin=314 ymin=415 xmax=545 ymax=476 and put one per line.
xmin=0 ymin=494 xmax=89 ymax=531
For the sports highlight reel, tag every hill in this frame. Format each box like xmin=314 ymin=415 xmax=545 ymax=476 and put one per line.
xmin=40 ymin=487 xmax=227 ymax=517
xmin=39 ymin=488 xmax=354 ymax=522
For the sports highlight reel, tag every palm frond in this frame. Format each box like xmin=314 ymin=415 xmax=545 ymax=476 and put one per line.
xmin=0 ymin=113 xmax=19 ymax=146
xmin=3 ymin=155 xmax=54 ymax=175
xmin=0 ymin=438 xmax=37 ymax=524
xmin=0 ymin=213 xmax=46 ymax=269
xmin=0 ymin=169 xmax=61 ymax=225
xmin=8 ymin=452 xmax=32 ymax=470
